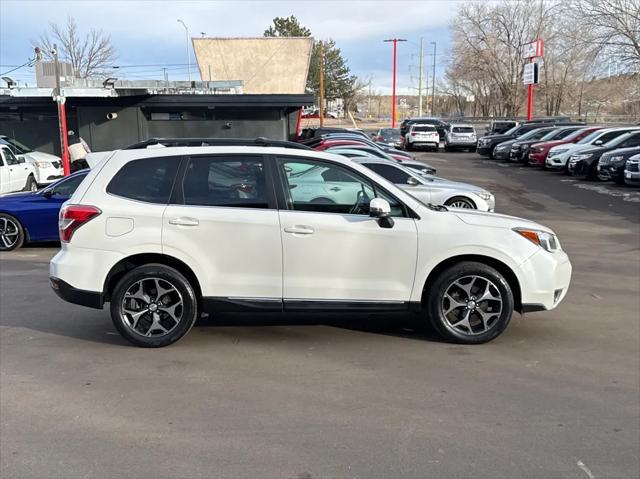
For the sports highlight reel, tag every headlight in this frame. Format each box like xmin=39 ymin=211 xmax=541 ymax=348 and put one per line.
xmin=609 ymin=155 xmax=625 ymax=164
xmin=513 ymin=228 xmax=560 ymax=252
xmin=474 ymin=191 xmax=493 ymax=201
xmin=573 ymin=153 xmax=593 ymax=160
xmin=35 ymin=161 xmax=51 ymax=168
xmin=549 ymin=148 xmax=568 ymax=156
xmin=495 ymin=145 xmax=507 ymax=151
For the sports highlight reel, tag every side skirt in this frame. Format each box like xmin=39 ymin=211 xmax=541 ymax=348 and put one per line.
xmin=202 ymin=297 xmax=422 ymax=314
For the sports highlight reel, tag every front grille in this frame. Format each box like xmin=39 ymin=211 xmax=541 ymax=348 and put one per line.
xmin=627 ymin=159 xmax=639 ymax=172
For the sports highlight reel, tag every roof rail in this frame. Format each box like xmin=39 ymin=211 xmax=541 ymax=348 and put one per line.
xmin=123 ymin=137 xmax=312 ymax=150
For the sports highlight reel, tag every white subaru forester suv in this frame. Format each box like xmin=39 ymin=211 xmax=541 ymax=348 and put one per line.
xmin=50 ymin=139 xmax=572 ymax=347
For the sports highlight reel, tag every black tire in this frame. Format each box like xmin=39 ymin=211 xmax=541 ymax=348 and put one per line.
xmin=0 ymin=213 xmax=25 ymax=251
xmin=432 ymin=145 xmax=439 ymax=152
xmin=23 ymin=175 xmax=37 ymax=192
xmin=613 ymin=175 xmax=625 ymax=185
xmin=468 ymin=147 xmax=476 ymax=153
xmin=444 ymin=144 xmax=450 ymax=152
xmin=444 ymin=196 xmax=476 ymax=209
xmin=425 ymin=261 xmax=514 ymax=344
xmin=110 ymin=264 xmax=198 ymax=347
xmin=406 ymin=143 xmax=413 ymax=151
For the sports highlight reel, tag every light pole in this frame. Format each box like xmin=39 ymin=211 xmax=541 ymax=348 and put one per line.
xmin=430 ymin=41 xmax=437 ymax=115
xmin=177 ymin=19 xmax=192 ymax=82
xmin=384 ymin=38 xmax=407 ymax=128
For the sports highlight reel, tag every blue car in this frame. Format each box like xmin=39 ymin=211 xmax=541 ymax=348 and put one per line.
xmin=0 ymin=170 xmax=88 ymax=251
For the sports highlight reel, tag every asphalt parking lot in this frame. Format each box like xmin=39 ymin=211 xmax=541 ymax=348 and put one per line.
xmin=1 ymin=151 xmax=638 ymax=479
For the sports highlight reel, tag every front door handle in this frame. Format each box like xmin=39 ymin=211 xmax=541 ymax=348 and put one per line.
xmin=284 ymin=225 xmax=315 ymax=235
xmin=168 ymin=217 xmax=199 ymax=227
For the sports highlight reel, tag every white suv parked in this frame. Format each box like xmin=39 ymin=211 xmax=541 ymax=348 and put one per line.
xmin=50 ymin=139 xmax=572 ymax=347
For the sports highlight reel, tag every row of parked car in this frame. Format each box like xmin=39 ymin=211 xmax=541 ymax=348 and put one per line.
xmin=298 ymin=128 xmax=495 ymax=211
xmin=366 ymin=117 xmax=640 ymax=187
xmin=476 ymin=121 xmax=640 ymax=186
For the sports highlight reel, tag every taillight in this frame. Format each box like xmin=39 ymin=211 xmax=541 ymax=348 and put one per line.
xmin=376 ymin=135 xmax=384 ymax=141
xmin=59 ymin=204 xmax=101 ymax=243
xmin=411 ymin=132 xmax=417 ymax=136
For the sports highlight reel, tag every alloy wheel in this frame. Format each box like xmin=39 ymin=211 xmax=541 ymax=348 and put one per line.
xmin=447 ymin=199 xmax=474 ymax=209
xmin=0 ymin=217 xmax=20 ymax=250
xmin=121 ymin=277 xmax=184 ymax=337
xmin=441 ymin=275 xmax=503 ymax=336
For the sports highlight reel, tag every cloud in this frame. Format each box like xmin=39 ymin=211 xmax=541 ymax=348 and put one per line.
xmin=0 ymin=0 xmax=457 ymax=87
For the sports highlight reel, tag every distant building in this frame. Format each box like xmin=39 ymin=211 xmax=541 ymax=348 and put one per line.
xmin=193 ymin=37 xmax=313 ymax=94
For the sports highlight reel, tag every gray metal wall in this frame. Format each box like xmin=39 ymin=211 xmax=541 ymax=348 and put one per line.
xmin=2 ymin=104 xmax=295 ymax=155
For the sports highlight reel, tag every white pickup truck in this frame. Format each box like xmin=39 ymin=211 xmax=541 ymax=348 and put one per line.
xmin=0 ymin=145 xmax=38 ymax=194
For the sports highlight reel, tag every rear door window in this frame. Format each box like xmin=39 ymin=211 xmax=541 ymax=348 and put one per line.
xmin=181 ymin=156 xmax=270 ymax=208
xmin=107 ymin=156 xmax=180 ymax=204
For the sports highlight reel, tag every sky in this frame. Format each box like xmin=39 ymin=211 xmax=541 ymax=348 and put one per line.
xmin=0 ymin=0 xmax=461 ymax=95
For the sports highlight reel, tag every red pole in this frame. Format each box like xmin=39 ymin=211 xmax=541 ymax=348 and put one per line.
xmin=391 ymin=39 xmax=397 ymax=128
xmin=58 ymin=100 xmax=70 ymax=175
xmin=526 ymin=58 xmax=534 ymax=121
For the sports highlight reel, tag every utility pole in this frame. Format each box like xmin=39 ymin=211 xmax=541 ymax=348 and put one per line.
xmin=367 ymin=77 xmax=372 ymax=119
xmin=319 ymin=41 xmax=325 ymax=127
xmin=430 ymin=41 xmax=437 ymax=115
xmin=418 ymin=38 xmax=424 ymax=117
xmin=384 ymin=38 xmax=407 ymax=128
xmin=177 ymin=19 xmax=191 ymax=83
xmin=52 ymin=44 xmax=70 ymax=176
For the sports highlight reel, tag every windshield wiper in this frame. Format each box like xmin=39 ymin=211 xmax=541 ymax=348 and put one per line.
xmin=428 ymin=203 xmax=448 ymax=212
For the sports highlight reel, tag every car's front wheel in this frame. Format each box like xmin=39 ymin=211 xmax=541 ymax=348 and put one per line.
xmin=23 ymin=175 xmax=37 ymax=192
xmin=444 ymin=196 xmax=476 ymax=209
xmin=110 ymin=264 xmax=198 ymax=347
xmin=425 ymin=261 xmax=514 ymax=344
xmin=0 ymin=213 xmax=25 ymax=251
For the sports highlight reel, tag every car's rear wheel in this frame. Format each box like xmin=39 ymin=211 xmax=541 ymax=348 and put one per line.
xmin=24 ymin=175 xmax=37 ymax=192
xmin=0 ymin=213 xmax=25 ymax=251
xmin=425 ymin=262 xmax=514 ymax=344
xmin=444 ymin=196 xmax=476 ymax=209
xmin=110 ymin=264 xmax=198 ymax=347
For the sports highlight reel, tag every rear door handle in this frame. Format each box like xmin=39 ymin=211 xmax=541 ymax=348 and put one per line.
xmin=284 ymin=225 xmax=315 ymax=235
xmin=168 ymin=217 xmax=199 ymax=227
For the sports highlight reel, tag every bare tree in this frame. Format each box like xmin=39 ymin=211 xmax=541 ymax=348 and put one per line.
xmin=33 ymin=16 xmax=116 ymax=78
xmin=568 ymin=0 xmax=640 ymax=69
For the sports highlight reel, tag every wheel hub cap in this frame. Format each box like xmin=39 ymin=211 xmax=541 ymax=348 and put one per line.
xmin=121 ymin=278 xmax=184 ymax=337
xmin=441 ymin=275 xmax=503 ymax=336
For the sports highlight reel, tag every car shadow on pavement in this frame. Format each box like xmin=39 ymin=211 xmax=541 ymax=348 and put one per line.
xmin=1 ymin=310 xmax=445 ymax=347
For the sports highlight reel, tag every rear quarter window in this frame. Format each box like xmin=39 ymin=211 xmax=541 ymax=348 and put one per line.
xmin=107 ymin=156 xmax=180 ymax=203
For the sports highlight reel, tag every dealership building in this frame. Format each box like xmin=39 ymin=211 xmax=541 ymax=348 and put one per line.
xmin=0 ymin=37 xmax=314 ymax=155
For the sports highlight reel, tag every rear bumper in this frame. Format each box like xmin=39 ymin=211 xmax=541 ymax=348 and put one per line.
xmin=50 ymin=276 xmax=103 ymax=309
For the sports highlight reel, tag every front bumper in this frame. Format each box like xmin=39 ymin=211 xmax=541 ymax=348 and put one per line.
xmin=624 ymin=170 xmax=640 ymax=185
xmin=509 ymin=149 xmax=526 ymax=162
xmin=35 ymin=166 xmax=64 ymax=185
xmin=546 ymin=153 xmax=570 ymax=169
xmin=528 ymin=151 xmax=546 ymax=166
xmin=517 ymin=249 xmax=572 ymax=312
xmin=493 ymin=148 xmax=510 ymax=160
xmin=477 ymin=145 xmax=493 ymax=156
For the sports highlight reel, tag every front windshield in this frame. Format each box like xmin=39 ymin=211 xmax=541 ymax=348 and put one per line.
xmin=564 ymin=128 xmax=592 ymax=142
xmin=577 ymin=130 xmax=605 ymax=144
xmin=502 ymin=125 xmax=520 ymax=136
xmin=517 ymin=128 xmax=550 ymax=140
xmin=1 ymin=137 xmax=33 ymax=154
xmin=603 ymin=132 xmax=637 ymax=148
xmin=381 ymin=128 xmax=400 ymax=138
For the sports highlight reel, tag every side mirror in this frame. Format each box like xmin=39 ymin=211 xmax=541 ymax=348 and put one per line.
xmin=406 ymin=176 xmax=420 ymax=186
xmin=369 ymin=198 xmax=394 ymax=229
xmin=594 ymin=140 xmax=603 ymax=145
xmin=42 ymin=189 xmax=54 ymax=198
xmin=17 ymin=156 xmax=25 ymax=164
